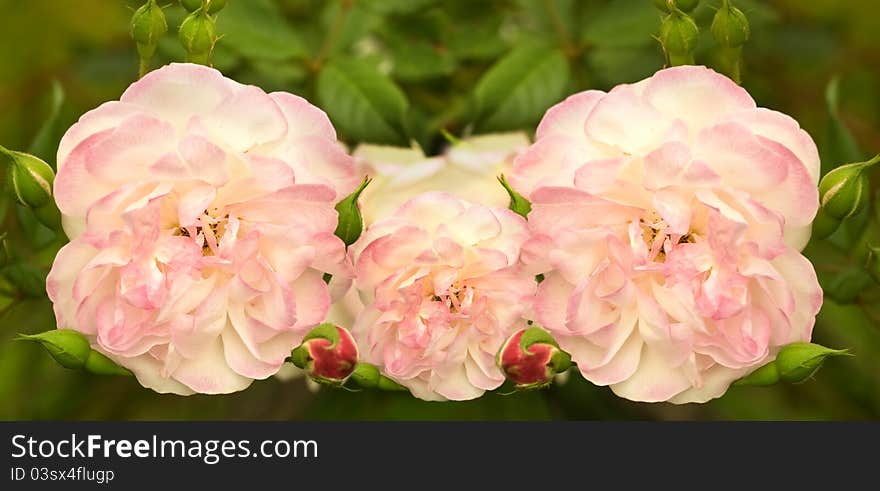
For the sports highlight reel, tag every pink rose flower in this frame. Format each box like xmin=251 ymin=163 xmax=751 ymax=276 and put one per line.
xmin=350 ymin=192 xmax=535 ymax=400
xmin=47 ymin=63 xmax=358 ymax=395
xmin=512 ymin=66 xmax=823 ymax=403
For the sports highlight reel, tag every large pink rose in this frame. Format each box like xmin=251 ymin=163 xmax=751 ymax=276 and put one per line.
xmin=350 ymin=192 xmax=535 ymax=400
xmin=47 ymin=63 xmax=358 ymax=395
xmin=512 ymin=66 xmax=823 ymax=403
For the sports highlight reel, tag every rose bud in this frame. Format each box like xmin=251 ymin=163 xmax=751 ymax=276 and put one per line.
xmin=334 ymin=176 xmax=371 ymax=247
xmin=347 ymin=362 xmax=407 ymax=391
xmin=16 ymin=329 xmax=132 ymax=375
xmin=732 ymin=361 xmax=780 ymax=387
xmin=818 ymin=154 xmax=880 ymax=220
xmin=775 ymin=342 xmax=851 ymax=384
xmin=711 ymin=0 xmax=750 ymax=48
xmin=290 ymin=324 xmax=359 ymax=385
xmin=653 ymin=0 xmax=699 ymax=13
xmin=811 ymin=206 xmax=841 ymax=240
xmin=496 ymin=327 xmax=571 ymax=390
xmin=179 ymin=7 xmax=217 ymax=65
xmin=659 ymin=10 xmax=699 ymax=66
xmin=868 ymin=246 xmax=880 ymax=284
xmin=1 ymin=147 xmax=54 ymax=208
xmin=16 ymin=329 xmax=91 ymax=370
xmin=131 ymin=0 xmax=167 ymax=61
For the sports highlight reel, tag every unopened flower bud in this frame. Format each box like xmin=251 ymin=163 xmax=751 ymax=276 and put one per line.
xmin=334 ymin=176 xmax=371 ymax=247
xmin=131 ymin=0 xmax=168 ymax=60
xmin=653 ymin=0 xmax=699 ymax=13
xmin=498 ymin=174 xmax=531 ymax=218
xmin=2 ymin=147 xmax=54 ymax=208
xmin=33 ymin=201 xmax=62 ymax=231
xmin=290 ymin=324 xmax=358 ymax=385
xmin=496 ymin=327 xmax=571 ymax=390
xmin=818 ymin=155 xmax=880 ymax=220
xmin=181 ymin=0 xmax=204 ymax=12
xmin=85 ymin=351 xmax=133 ymax=376
xmin=347 ymin=361 xmax=407 ymax=391
xmin=711 ymin=0 xmax=750 ymax=48
xmin=660 ymin=10 xmax=699 ymax=66
xmin=206 ymin=0 xmax=227 ymax=14
xmin=811 ymin=206 xmax=841 ymax=240
xmin=775 ymin=342 xmax=850 ymax=384
xmin=179 ymin=8 xmax=217 ymax=65
xmin=732 ymin=360 xmax=780 ymax=387
xmin=16 ymin=329 xmax=91 ymax=369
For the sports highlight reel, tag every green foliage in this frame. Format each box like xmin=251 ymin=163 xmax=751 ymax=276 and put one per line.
xmin=316 ymin=58 xmax=410 ymax=144
xmin=473 ymin=43 xmax=570 ymax=132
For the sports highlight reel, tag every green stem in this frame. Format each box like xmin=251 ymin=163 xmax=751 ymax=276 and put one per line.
xmin=542 ymin=0 xmax=575 ymax=57
xmin=310 ymin=0 xmax=353 ymax=72
xmin=138 ymin=58 xmax=149 ymax=79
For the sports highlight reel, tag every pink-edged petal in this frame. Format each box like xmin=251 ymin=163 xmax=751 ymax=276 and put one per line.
xmin=201 ymin=85 xmax=288 ymax=152
xmin=57 ymin=101 xmax=144 ymax=167
xmin=584 ymin=83 xmax=673 ymax=154
xmin=171 ymin=337 xmax=254 ymax=394
xmin=609 ymin=341 xmax=692 ymax=402
xmin=121 ymin=63 xmax=237 ymax=128
xmin=722 ymin=107 xmax=821 ymax=184
xmin=643 ymin=65 xmax=755 ymax=131
xmin=536 ymin=90 xmax=605 ymax=140
xmin=269 ymin=92 xmax=336 ymax=140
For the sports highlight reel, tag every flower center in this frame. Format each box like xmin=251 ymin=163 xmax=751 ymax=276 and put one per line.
xmin=432 ymin=283 xmax=472 ymax=314
xmin=639 ymin=210 xmax=694 ymax=262
xmin=173 ymin=208 xmax=231 ymax=256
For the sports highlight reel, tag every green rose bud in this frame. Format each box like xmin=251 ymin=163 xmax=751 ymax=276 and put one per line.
xmin=179 ymin=8 xmax=217 ymax=65
xmin=775 ymin=342 xmax=850 ymax=384
xmin=206 ymin=0 xmax=227 ymax=14
xmin=181 ymin=0 xmax=204 ymax=12
xmin=1 ymin=146 xmax=54 ymax=208
xmin=497 ymin=174 xmax=531 ymax=219
xmin=346 ymin=361 xmax=407 ymax=391
xmin=16 ymin=330 xmax=91 ymax=370
xmin=711 ymin=0 xmax=750 ymax=48
xmin=131 ymin=0 xmax=168 ymax=60
xmin=660 ymin=10 xmax=699 ymax=66
xmin=33 ymin=201 xmax=63 ymax=231
xmin=818 ymin=154 xmax=880 ymax=220
xmin=84 ymin=351 xmax=132 ymax=376
xmin=653 ymin=0 xmax=700 ymax=13
xmin=810 ymin=206 xmax=841 ymax=240
xmin=334 ymin=176 xmax=371 ymax=247
xmin=732 ymin=360 xmax=780 ymax=387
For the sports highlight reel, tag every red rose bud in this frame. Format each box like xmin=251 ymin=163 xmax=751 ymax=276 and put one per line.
xmin=290 ymin=324 xmax=358 ymax=385
xmin=497 ymin=327 xmax=571 ymax=390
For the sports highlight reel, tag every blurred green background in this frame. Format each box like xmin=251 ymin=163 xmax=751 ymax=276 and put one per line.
xmin=0 ymin=0 xmax=878 ymax=420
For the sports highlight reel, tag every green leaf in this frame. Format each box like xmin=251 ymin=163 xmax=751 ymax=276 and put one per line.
xmin=215 ymin=0 xmax=307 ymax=61
xmin=2 ymin=262 xmax=47 ymax=298
xmin=383 ymin=32 xmax=456 ymax=82
xmin=316 ymin=58 xmax=409 ymax=144
xmin=473 ymin=43 xmax=570 ymax=132
xmin=361 ymin=0 xmax=440 ymax=15
xmin=582 ymin=0 xmax=660 ymax=48
xmin=27 ymin=80 xmax=65 ymax=166
xmin=821 ymin=77 xmax=862 ymax=176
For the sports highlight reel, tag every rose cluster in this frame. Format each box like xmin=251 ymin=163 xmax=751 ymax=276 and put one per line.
xmin=47 ymin=64 xmax=822 ymax=403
